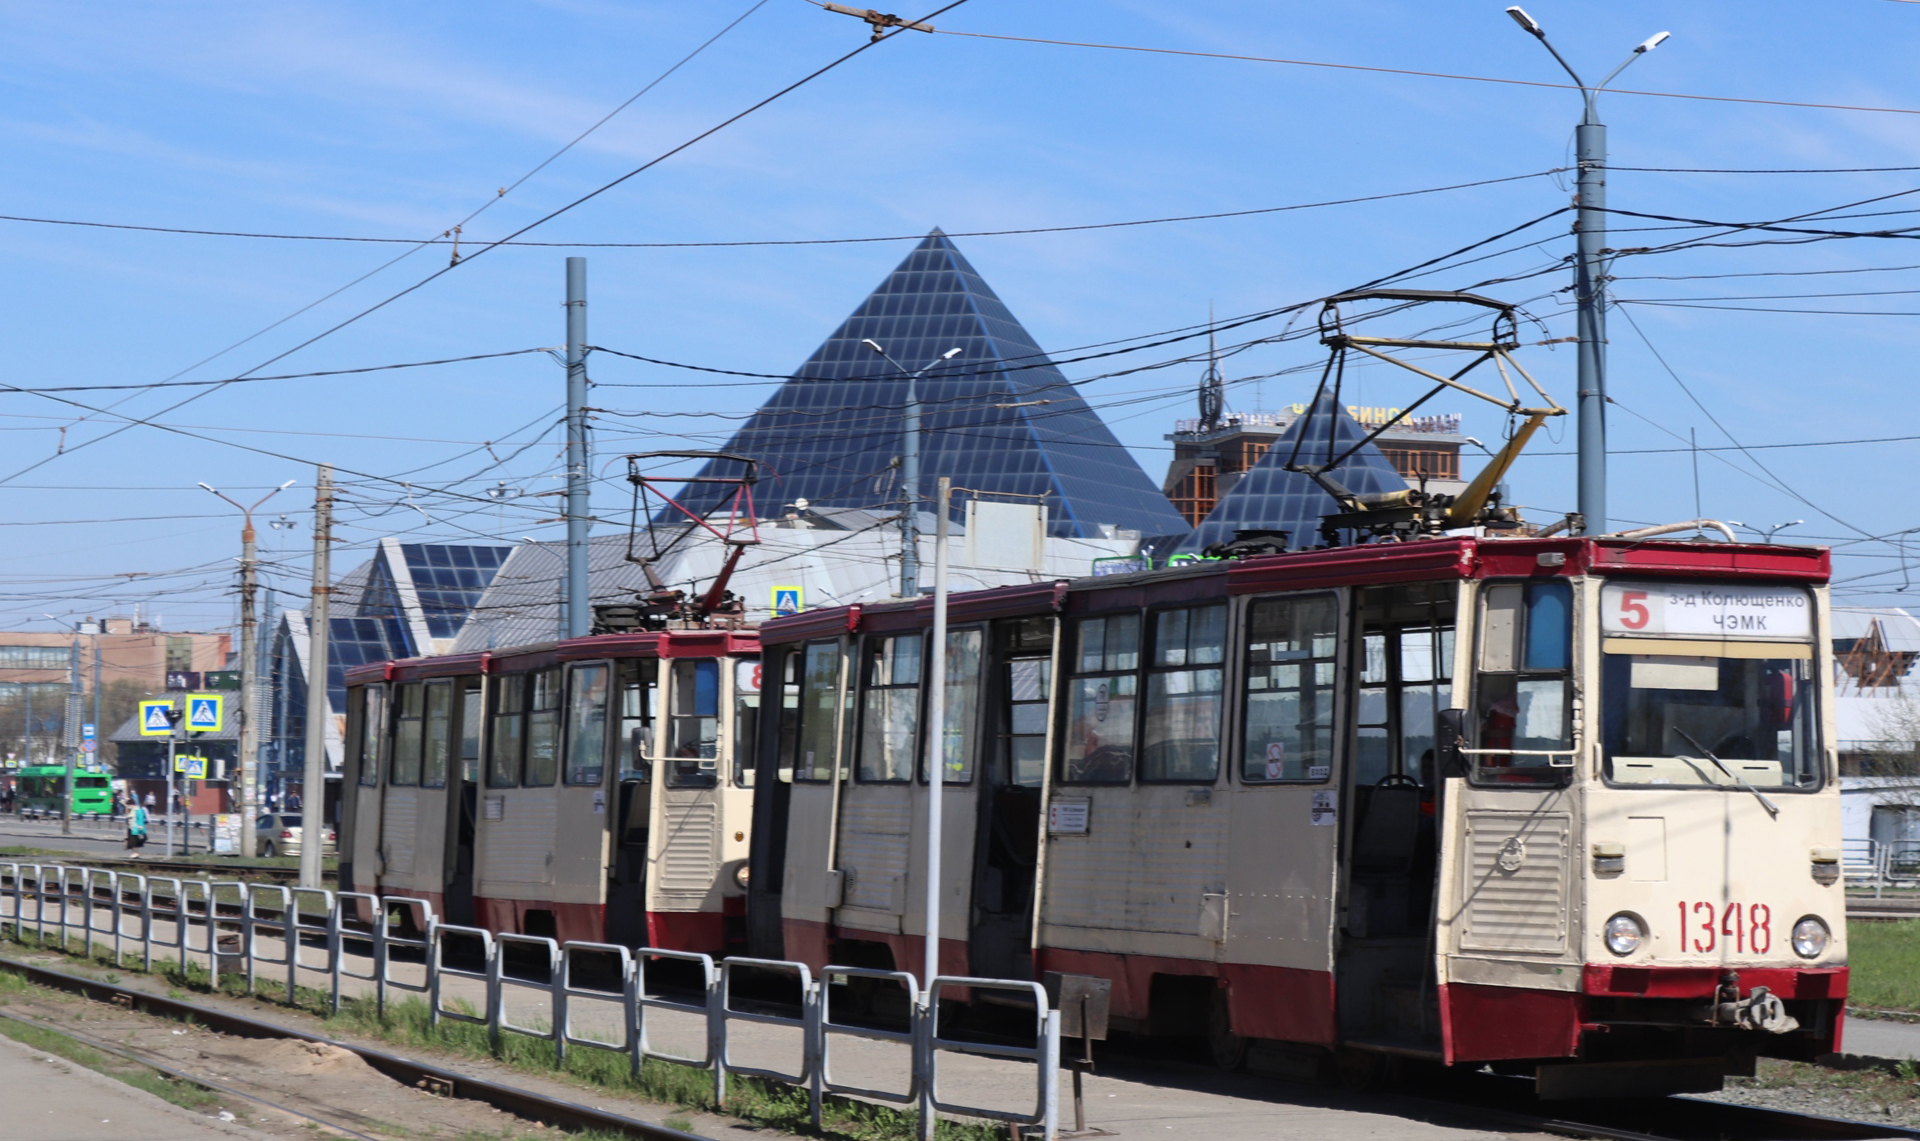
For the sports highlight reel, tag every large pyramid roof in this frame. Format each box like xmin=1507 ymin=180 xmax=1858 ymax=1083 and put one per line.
xmin=1175 ymin=393 xmax=1407 ymax=553
xmin=667 ymin=231 xmax=1190 ymax=540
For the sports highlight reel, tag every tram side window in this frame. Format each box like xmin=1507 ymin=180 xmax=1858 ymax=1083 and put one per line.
xmin=391 ymin=683 xmax=423 ymax=787
xmin=795 ymin=641 xmax=844 ymax=782
xmin=733 ymin=660 xmax=760 ymax=788
xmin=668 ymin=659 xmax=720 ymax=788
xmin=1242 ymin=593 xmax=1339 ymax=782
xmin=1473 ymin=581 xmax=1574 ymax=784
xmin=1142 ymin=605 xmax=1225 ymax=783
xmin=617 ymin=659 xmax=657 ymax=782
xmin=459 ymin=681 xmax=483 ymax=783
xmin=922 ymin=628 xmax=983 ymax=784
xmin=422 ymin=682 xmax=452 ymax=789
xmin=858 ymin=634 xmax=922 ymax=782
xmin=488 ymin=675 xmax=526 ymax=788
xmin=775 ymin=651 xmax=801 ymax=783
xmin=524 ymin=669 xmax=562 ymax=787
xmin=1063 ymin=612 xmax=1139 ymax=784
xmin=356 ymin=686 xmax=385 ymax=788
xmin=564 ymin=664 xmax=610 ymax=786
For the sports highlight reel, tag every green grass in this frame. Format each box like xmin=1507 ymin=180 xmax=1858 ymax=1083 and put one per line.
xmin=1845 ymin=919 xmax=1920 ymax=1012
xmin=0 ymin=1007 xmax=220 ymax=1109
xmin=0 ymin=928 xmax=1007 ymax=1141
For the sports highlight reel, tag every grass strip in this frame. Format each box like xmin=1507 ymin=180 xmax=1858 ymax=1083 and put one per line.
xmin=0 ymin=987 xmax=219 ymax=1109
xmin=1844 ymin=919 xmax=1920 ymax=1013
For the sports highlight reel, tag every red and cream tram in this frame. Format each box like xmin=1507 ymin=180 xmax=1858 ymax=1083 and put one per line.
xmin=745 ymin=535 xmax=1846 ymax=1095
xmin=341 ymin=627 xmax=761 ymax=953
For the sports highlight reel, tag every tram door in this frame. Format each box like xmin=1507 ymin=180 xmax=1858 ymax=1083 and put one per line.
xmin=968 ymin=616 xmax=1054 ymax=979
xmin=444 ymin=678 xmax=483 ymax=927
xmin=648 ymin=658 xmax=727 ymax=944
xmin=554 ymin=662 xmax=613 ymax=942
xmin=605 ymin=658 xmax=657 ymax=947
xmin=1336 ymin=583 xmax=1455 ymax=1049
xmin=346 ymin=685 xmax=388 ymax=896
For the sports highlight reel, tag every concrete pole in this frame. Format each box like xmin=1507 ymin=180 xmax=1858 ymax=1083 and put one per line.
xmin=1573 ymin=114 xmax=1608 ymax=534
xmin=917 ymin=476 xmax=951 ymax=1141
xmin=901 ymin=377 xmax=921 ymax=599
xmin=238 ymin=509 xmax=259 ymax=860
xmin=299 ymin=465 xmax=333 ymax=888
xmin=564 ymin=257 xmax=591 ymax=639
xmin=61 ymin=637 xmax=77 ymax=834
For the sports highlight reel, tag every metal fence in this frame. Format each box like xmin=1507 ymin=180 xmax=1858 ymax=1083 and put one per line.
xmin=1844 ymin=838 xmax=1920 ymax=897
xmin=0 ymin=861 xmax=1060 ymax=1139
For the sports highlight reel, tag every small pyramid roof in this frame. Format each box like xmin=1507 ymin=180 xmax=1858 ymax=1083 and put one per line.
xmin=1176 ymin=394 xmax=1407 ymax=553
xmin=668 ymin=231 xmax=1190 ymax=540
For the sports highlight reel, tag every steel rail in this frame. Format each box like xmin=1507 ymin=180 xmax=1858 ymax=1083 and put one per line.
xmin=0 ymin=952 xmax=712 ymax=1141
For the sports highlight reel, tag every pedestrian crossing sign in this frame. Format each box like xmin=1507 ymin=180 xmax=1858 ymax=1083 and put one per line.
xmin=138 ymin=700 xmax=175 ymax=737
xmin=175 ymin=754 xmax=207 ymax=779
xmin=773 ymin=586 xmax=803 ymax=617
xmin=186 ymin=693 xmax=223 ymax=733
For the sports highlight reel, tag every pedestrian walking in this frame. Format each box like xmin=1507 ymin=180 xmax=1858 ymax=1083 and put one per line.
xmin=143 ymin=790 xmax=155 ymax=811
xmin=124 ymin=801 xmax=148 ymax=855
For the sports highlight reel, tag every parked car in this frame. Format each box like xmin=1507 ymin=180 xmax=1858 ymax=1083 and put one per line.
xmin=254 ymin=813 xmax=336 ymax=858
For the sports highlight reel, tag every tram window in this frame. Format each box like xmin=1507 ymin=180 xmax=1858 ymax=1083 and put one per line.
xmin=422 ymin=682 xmax=452 ymax=789
xmin=922 ymin=628 xmax=983 ymax=784
xmin=858 ymin=634 xmax=922 ymax=783
xmin=1472 ymin=581 xmax=1573 ymax=785
xmin=1142 ymin=605 xmax=1225 ymax=782
xmin=524 ymin=669 xmax=562 ymax=787
xmin=734 ymin=660 xmax=760 ymax=788
xmin=1063 ymin=613 xmax=1139 ymax=784
xmin=356 ymin=686 xmax=385 ymax=788
xmin=1601 ymin=650 xmax=1818 ymax=789
xmin=1242 ymin=593 xmax=1338 ymax=782
xmin=794 ymin=642 xmax=842 ymax=783
xmin=488 ymin=674 xmax=526 ymax=788
xmin=459 ymin=681 xmax=483 ymax=783
xmin=564 ymin=664 xmax=610 ymax=786
xmin=617 ymin=659 xmax=657 ymax=782
xmin=1006 ymin=657 xmax=1051 ymax=788
xmin=391 ymin=683 xmax=423 ymax=787
xmin=775 ymin=651 xmax=801 ymax=784
xmin=668 ymin=659 xmax=721 ymax=788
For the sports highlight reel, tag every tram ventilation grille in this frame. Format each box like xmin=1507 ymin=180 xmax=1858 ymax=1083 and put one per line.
xmin=1459 ymin=811 xmax=1570 ymax=955
xmin=659 ymin=801 xmax=719 ymax=893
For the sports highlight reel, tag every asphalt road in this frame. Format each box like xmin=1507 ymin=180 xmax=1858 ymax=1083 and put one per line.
xmin=0 ymin=814 xmax=211 ymax=857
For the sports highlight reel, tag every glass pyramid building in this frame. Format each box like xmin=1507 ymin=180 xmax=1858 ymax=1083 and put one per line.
xmin=669 ymin=231 xmax=1191 ymax=540
xmin=1174 ymin=393 xmax=1407 ymax=553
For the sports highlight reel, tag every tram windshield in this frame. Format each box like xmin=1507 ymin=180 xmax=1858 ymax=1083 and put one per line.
xmin=1601 ymin=651 xmax=1819 ymax=789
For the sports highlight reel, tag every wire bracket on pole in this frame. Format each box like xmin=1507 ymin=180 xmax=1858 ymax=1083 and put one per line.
xmin=817 ymin=3 xmax=936 ymax=41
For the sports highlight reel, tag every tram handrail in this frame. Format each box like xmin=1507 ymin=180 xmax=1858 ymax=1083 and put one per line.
xmin=0 ymin=862 xmax=1063 ymax=1141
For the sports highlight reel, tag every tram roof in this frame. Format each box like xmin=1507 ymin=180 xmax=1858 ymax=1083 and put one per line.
xmin=344 ymin=626 xmax=759 ymax=687
xmin=757 ymin=534 xmax=1830 ymax=645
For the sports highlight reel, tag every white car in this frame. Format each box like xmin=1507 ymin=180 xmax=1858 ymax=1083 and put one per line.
xmin=254 ymin=813 xmax=336 ymax=859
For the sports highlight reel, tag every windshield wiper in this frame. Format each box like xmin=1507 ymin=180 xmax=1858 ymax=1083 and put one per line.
xmin=1674 ymin=727 xmax=1780 ymax=818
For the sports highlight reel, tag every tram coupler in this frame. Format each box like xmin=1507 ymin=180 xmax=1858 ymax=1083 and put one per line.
xmin=1694 ymin=972 xmax=1801 ymax=1034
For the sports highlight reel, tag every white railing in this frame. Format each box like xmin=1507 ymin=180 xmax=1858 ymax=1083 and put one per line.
xmin=0 ymin=861 xmax=1061 ymax=1139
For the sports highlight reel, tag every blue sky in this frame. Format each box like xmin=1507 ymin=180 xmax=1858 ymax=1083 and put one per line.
xmin=3 ymin=0 xmax=1920 ymax=630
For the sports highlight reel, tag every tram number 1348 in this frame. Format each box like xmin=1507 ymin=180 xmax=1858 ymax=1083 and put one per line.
xmin=1678 ymin=901 xmax=1773 ymax=954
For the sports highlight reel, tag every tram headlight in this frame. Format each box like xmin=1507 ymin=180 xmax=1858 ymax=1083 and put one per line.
xmin=1604 ymin=912 xmax=1645 ymax=956
xmin=1792 ymin=916 xmax=1831 ymax=959
xmin=733 ymin=863 xmax=751 ymax=890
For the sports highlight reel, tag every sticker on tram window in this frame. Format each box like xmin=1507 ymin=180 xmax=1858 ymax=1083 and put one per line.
xmin=1307 ymin=765 xmax=1330 ymax=780
xmin=1311 ymin=791 xmax=1337 ymax=826
xmin=1600 ymin=581 xmax=1811 ymax=639
xmin=1264 ymin=743 xmax=1286 ymax=781
xmin=592 ymin=790 xmax=606 ymax=815
xmin=1675 ymin=900 xmax=1773 ymax=954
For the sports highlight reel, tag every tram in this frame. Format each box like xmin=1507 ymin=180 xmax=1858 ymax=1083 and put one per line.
xmin=744 ymin=534 xmax=1845 ymax=1094
xmin=341 ymin=628 xmax=761 ymax=951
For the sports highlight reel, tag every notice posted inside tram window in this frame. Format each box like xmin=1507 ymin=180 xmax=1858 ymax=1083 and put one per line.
xmin=1311 ymin=791 xmax=1337 ymax=826
xmin=1049 ymin=797 xmax=1090 ymax=835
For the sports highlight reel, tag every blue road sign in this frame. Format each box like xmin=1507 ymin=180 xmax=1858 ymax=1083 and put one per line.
xmin=773 ymin=586 xmax=803 ymax=617
xmin=138 ymin=700 xmax=174 ymax=737
xmin=81 ymin=723 xmax=95 ymax=741
xmin=186 ymin=693 xmax=223 ymax=733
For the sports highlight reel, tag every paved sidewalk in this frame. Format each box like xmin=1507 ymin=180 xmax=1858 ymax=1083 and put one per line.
xmin=0 ymin=1030 xmax=272 ymax=1141
xmin=1842 ymin=1015 xmax=1920 ymax=1060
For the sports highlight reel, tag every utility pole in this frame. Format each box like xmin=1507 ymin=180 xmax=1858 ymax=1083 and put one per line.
xmin=859 ymin=340 xmax=962 ymax=598
xmin=564 ymin=257 xmax=591 ymax=639
xmin=202 ymin=479 xmax=294 ymax=861
xmin=1507 ymin=8 xmax=1669 ymax=535
xmin=61 ymin=636 xmax=78 ymax=834
xmin=299 ymin=466 xmax=333 ymax=888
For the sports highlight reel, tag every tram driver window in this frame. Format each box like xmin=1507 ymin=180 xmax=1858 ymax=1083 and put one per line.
xmin=1141 ymin=605 xmax=1225 ymax=783
xmin=390 ymin=683 xmax=423 ymax=787
xmin=1241 ymin=593 xmax=1338 ymax=782
xmin=733 ymin=659 xmax=759 ymax=789
xmin=524 ymin=669 xmax=562 ymax=787
xmin=564 ymin=664 xmax=609 ymax=786
xmin=616 ymin=659 xmax=657 ymax=782
xmin=1472 ymin=581 xmax=1574 ymax=784
xmin=1063 ymin=613 xmax=1139 ymax=784
xmin=858 ymin=634 xmax=922 ymax=783
xmin=668 ymin=659 xmax=720 ymax=788
xmin=488 ymin=674 xmax=526 ymax=788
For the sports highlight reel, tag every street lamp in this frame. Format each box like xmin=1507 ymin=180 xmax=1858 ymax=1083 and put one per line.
xmin=1729 ymin=519 xmax=1804 ymax=544
xmin=1506 ymin=7 xmax=1669 ymax=535
xmin=201 ymin=479 xmax=296 ymax=860
xmin=860 ymin=340 xmax=964 ymax=597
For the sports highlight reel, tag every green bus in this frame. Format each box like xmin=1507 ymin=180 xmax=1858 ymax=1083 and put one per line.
xmin=15 ymin=765 xmax=112 ymax=816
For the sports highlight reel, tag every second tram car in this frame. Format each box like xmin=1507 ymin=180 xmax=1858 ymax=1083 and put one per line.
xmin=746 ymin=534 xmax=1846 ymax=1095
xmin=342 ymin=627 xmax=760 ymax=953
